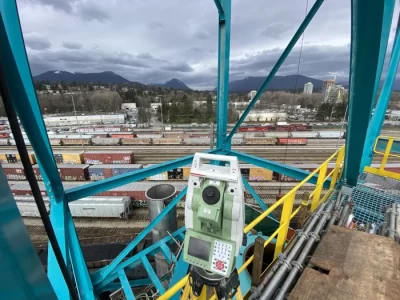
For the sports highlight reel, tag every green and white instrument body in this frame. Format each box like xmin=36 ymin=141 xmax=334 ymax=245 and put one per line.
xmin=184 ymin=153 xmax=245 ymax=277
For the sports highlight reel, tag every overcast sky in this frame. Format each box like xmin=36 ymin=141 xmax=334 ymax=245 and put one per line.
xmin=17 ymin=0 xmax=399 ymax=90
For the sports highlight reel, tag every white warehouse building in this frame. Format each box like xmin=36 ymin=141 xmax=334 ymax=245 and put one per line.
xmin=239 ymin=111 xmax=287 ymax=122
xmin=43 ymin=114 xmax=125 ymax=126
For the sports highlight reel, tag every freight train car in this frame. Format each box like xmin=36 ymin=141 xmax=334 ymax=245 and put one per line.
xmin=82 ymin=151 xmax=135 ymax=164
xmin=91 ymin=137 xmax=121 ymax=146
xmin=15 ymin=195 xmax=133 ymax=218
xmin=121 ymin=138 xmax=151 ymax=145
xmin=276 ymin=138 xmax=308 ymax=145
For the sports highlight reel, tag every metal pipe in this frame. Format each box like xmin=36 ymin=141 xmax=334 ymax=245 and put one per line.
xmin=388 ymin=203 xmax=397 ymax=240
xmin=249 ymin=201 xmax=327 ymax=300
xmin=396 ymin=204 xmax=400 ymax=243
xmin=258 ymin=202 xmax=328 ymax=300
xmin=337 ymin=202 xmax=351 ymax=226
xmin=274 ymin=201 xmax=336 ymax=300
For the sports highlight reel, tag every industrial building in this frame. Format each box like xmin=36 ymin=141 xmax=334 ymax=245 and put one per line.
xmin=303 ymin=82 xmax=313 ymax=94
xmin=238 ymin=110 xmax=287 ymax=122
xmin=43 ymin=114 xmax=125 ymax=126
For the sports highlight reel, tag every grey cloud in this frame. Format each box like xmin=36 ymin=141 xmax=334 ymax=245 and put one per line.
xmin=260 ymin=23 xmax=293 ymax=39
xmin=160 ymin=62 xmax=194 ymax=73
xmin=147 ymin=21 xmax=164 ymax=30
xmin=193 ymin=30 xmax=209 ymax=40
xmin=24 ymin=33 xmax=52 ymax=50
xmin=31 ymin=0 xmax=76 ymax=13
xmin=75 ymin=1 xmax=109 ymax=22
xmin=29 ymin=0 xmax=108 ymax=22
xmin=137 ymin=52 xmax=154 ymax=59
xmin=62 ymin=41 xmax=82 ymax=49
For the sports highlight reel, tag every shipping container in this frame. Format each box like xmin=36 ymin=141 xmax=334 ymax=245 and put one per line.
xmin=240 ymin=164 xmax=251 ymax=180
xmin=33 ymin=164 xmax=89 ymax=181
xmin=290 ymin=131 xmax=319 ymax=139
xmin=244 ymin=137 xmax=276 ymax=145
xmin=53 ymin=152 xmax=84 ymax=164
xmin=264 ymin=132 xmax=291 ymax=138
xmin=49 ymin=138 xmax=62 ymax=146
xmin=231 ymin=138 xmax=244 ymax=145
xmin=276 ymin=138 xmax=308 ymax=145
xmin=243 ymin=132 xmax=265 ymax=138
xmin=183 ymin=138 xmax=209 ymax=145
xmin=111 ymin=164 xmax=143 ymax=176
xmin=9 ymin=138 xmax=32 ymax=146
xmin=0 ymin=132 xmax=9 ymax=138
xmin=88 ymin=164 xmax=143 ymax=180
xmin=249 ymin=167 xmax=273 ymax=181
xmin=83 ymin=151 xmax=135 ymax=164
xmin=91 ymin=137 xmax=121 ymax=146
xmin=0 ymin=151 xmax=36 ymax=164
xmin=136 ymin=134 xmax=163 ymax=139
xmin=168 ymin=167 xmax=183 ymax=179
xmin=121 ymin=138 xmax=151 ymax=145
xmin=182 ymin=164 xmax=191 ymax=180
xmin=0 ymin=138 xmax=9 ymax=145
xmin=68 ymin=196 xmax=132 ymax=218
xmin=152 ymin=138 xmax=182 ymax=145
xmin=61 ymin=138 xmax=92 ymax=146
xmin=0 ymin=153 xmax=7 ymax=163
xmin=318 ymin=131 xmax=344 ymax=139
xmin=163 ymin=132 xmax=184 ymax=138
xmin=145 ymin=164 xmax=168 ymax=181
xmin=110 ymin=133 xmax=136 ymax=139
xmin=2 ymin=163 xmax=26 ymax=180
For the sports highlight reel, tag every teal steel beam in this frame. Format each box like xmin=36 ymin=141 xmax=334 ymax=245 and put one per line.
xmin=66 ymin=212 xmax=95 ymax=300
xmin=118 ymin=270 xmax=135 ymax=300
xmin=228 ymin=150 xmax=325 ymax=186
xmin=360 ymin=13 xmax=400 ymax=171
xmin=344 ymin=0 xmax=390 ymax=185
xmin=242 ymin=176 xmax=268 ymax=211
xmin=215 ymin=0 xmax=231 ymax=150
xmin=213 ymin=0 xmax=225 ymax=20
xmin=65 ymin=150 xmax=217 ymax=202
xmin=0 ymin=3 xmax=88 ymax=298
xmin=226 ymin=0 xmax=324 ymax=141
xmin=97 ymin=278 xmax=152 ymax=293
xmin=0 ymin=1 xmax=63 ymax=201
xmin=91 ymin=188 xmax=187 ymax=285
xmin=371 ymin=0 xmax=396 ymax=111
xmin=93 ymin=227 xmax=186 ymax=292
xmin=141 ymin=257 xmax=165 ymax=294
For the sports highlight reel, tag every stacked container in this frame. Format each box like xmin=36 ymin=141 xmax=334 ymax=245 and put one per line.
xmin=83 ymin=151 xmax=135 ymax=164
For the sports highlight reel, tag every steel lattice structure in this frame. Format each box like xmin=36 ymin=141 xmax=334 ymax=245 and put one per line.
xmin=0 ymin=0 xmax=399 ymax=299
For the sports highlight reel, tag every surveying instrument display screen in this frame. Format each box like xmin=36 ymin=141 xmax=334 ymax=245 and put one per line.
xmin=183 ymin=153 xmax=245 ymax=298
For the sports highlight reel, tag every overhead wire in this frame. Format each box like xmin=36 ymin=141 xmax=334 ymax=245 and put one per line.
xmin=279 ymin=0 xmax=309 ymax=196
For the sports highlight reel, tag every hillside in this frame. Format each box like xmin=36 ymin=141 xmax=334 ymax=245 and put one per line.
xmin=33 ymin=71 xmax=131 ymax=84
xmin=152 ymin=78 xmax=192 ymax=90
xmin=228 ymin=75 xmax=324 ymax=93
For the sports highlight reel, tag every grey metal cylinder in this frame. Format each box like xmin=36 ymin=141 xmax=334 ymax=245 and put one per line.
xmin=146 ymin=184 xmax=177 ymax=244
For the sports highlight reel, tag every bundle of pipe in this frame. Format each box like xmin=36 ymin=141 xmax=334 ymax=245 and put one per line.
xmin=396 ymin=204 xmax=400 ymax=244
xmin=386 ymin=203 xmax=399 ymax=241
xmin=255 ymin=196 xmax=340 ymax=300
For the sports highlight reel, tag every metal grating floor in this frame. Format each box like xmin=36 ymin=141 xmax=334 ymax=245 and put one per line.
xmin=347 ymin=173 xmax=400 ymax=225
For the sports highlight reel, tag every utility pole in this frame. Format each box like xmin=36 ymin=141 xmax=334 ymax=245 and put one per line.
xmin=71 ymin=96 xmax=85 ymax=151
xmin=159 ymin=97 xmax=164 ymax=128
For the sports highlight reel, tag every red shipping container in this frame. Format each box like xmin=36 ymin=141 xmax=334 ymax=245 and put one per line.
xmin=111 ymin=133 xmax=136 ymax=139
xmin=33 ymin=164 xmax=89 ymax=181
xmin=83 ymin=151 xmax=134 ymax=164
xmin=2 ymin=164 xmax=26 ymax=180
xmin=277 ymin=138 xmax=307 ymax=145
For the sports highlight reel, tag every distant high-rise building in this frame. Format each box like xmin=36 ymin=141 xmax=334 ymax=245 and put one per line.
xmin=322 ymin=80 xmax=335 ymax=102
xmin=303 ymin=82 xmax=313 ymax=94
xmin=248 ymin=90 xmax=257 ymax=100
xmin=327 ymin=85 xmax=346 ymax=103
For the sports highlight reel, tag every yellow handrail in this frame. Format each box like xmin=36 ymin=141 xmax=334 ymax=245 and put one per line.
xmin=158 ymin=145 xmax=346 ymax=300
xmin=365 ymin=136 xmax=400 ymax=180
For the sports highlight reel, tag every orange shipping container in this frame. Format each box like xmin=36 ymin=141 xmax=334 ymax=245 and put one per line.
xmin=249 ymin=167 xmax=273 ymax=181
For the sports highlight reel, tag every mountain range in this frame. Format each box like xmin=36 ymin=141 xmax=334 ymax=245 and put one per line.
xmin=33 ymin=70 xmax=400 ymax=92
